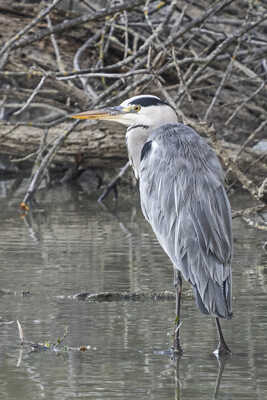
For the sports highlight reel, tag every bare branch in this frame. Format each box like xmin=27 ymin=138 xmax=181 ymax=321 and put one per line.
xmin=12 ymin=0 xmax=146 ymax=51
xmin=14 ymin=76 xmax=47 ymax=116
xmin=0 ymin=0 xmax=64 ymax=57
xmin=0 ymin=0 xmax=267 ymax=210
xmin=21 ymin=121 xmax=80 ymax=208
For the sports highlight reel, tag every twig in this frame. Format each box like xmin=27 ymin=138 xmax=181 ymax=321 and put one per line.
xmin=172 ymin=44 xmax=192 ymax=103
xmin=123 ymin=10 xmax=129 ymax=59
xmin=0 ymin=0 xmax=64 ymax=57
xmin=11 ymin=153 xmax=37 ymax=163
xmin=82 ymin=0 xmax=177 ymax=77
xmin=233 ymin=120 xmax=267 ymax=161
xmin=177 ymin=13 xmax=267 ymax=104
xmin=13 ymin=76 xmax=47 ymax=116
xmin=205 ymin=124 xmax=264 ymax=202
xmin=225 ymin=80 xmax=266 ymax=125
xmin=57 ymin=69 xmax=151 ymax=80
xmin=259 ymin=178 xmax=267 ymax=203
xmin=46 ymin=14 xmax=66 ymax=75
xmin=73 ymin=31 xmax=101 ymax=98
xmin=204 ymin=35 xmax=241 ymax=120
xmin=48 ymin=77 xmax=89 ymax=109
xmin=241 ymin=217 xmax=267 ymax=231
xmin=12 ymin=0 xmax=146 ymax=51
xmin=21 ymin=120 xmax=80 ymax=209
xmin=166 ymin=0 xmax=236 ymax=50
xmin=98 ymin=161 xmax=130 ymax=202
xmin=232 ymin=204 xmax=267 ymax=219
xmin=0 ymin=124 xmax=20 ymax=143
xmin=0 ymin=48 xmax=10 ymax=70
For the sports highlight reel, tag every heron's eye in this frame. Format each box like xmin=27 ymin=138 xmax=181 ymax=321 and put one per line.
xmin=132 ymin=104 xmax=141 ymax=112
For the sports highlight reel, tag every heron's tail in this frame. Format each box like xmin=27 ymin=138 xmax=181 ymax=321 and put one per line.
xmin=193 ymin=277 xmax=232 ymax=320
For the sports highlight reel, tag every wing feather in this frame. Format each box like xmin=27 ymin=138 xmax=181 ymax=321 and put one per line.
xmin=139 ymin=124 xmax=232 ymax=319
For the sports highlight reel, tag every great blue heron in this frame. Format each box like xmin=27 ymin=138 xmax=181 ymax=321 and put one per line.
xmin=72 ymin=94 xmax=233 ymax=356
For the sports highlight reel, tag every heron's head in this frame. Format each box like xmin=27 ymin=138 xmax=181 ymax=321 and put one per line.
xmin=71 ymin=95 xmax=178 ymax=128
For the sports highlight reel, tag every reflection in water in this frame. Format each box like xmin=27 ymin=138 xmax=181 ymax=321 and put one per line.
xmin=0 ymin=181 xmax=266 ymax=399
xmin=174 ymin=355 xmax=229 ymax=400
xmin=213 ymin=356 xmax=227 ymax=399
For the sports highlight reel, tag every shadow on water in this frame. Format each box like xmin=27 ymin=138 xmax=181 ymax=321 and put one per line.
xmin=0 ymin=179 xmax=266 ymax=399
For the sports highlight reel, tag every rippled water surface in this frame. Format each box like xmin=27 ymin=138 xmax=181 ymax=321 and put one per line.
xmin=0 ymin=180 xmax=266 ymax=400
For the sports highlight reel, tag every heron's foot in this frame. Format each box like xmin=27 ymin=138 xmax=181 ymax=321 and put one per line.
xmin=172 ymin=342 xmax=183 ymax=357
xmin=171 ymin=338 xmax=183 ymax=359
xmin=214 ymin=341 xmax=232 ymax=358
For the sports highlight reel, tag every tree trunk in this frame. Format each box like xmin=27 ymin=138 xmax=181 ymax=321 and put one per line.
xmin=1 ymin=121 xmax=266 ymax=187
xmin=0 ymin=122 xmax=128 ymax=168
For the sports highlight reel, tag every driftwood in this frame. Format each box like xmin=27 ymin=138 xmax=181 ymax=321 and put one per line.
xmin=72 ymin=289 xmax=192 ymax=301
xmin=0 ymin=0 xmax=266 ymax=209
xmin=0 ymin=121 xmax=266 ymax=176
xmin=0 ymin=121 xmax=127 ymax=167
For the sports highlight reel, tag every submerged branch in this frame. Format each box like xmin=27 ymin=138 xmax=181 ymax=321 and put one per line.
xmin=73 ymin=289 xmax=193 ymax=301
xmin=98 ymin=161 xmax=130 ymax=202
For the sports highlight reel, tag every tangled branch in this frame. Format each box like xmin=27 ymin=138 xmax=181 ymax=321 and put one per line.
xmin=0 ymin=0 xmax=266 ymax=213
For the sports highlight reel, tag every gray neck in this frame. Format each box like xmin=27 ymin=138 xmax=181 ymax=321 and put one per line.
xmin=126 ymin=124 xmax=150 ymax=179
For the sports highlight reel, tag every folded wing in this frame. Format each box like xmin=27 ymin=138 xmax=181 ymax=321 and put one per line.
xmin=139 ymin=124 xmax=232 ymax=319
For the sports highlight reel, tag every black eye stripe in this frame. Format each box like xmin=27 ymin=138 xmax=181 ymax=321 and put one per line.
xmin=128 ymin=97 xmax=167 ymax=107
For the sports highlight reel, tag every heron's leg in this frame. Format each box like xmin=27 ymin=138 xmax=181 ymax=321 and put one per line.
xmin=215 ymin=318 xmax=231 ymax=356
xmin=173 ymin=269 xmax=183 ymax=354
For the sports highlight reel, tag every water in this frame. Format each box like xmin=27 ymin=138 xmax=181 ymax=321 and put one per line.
xmin=0 ymin=180 xmax=266 ymax=400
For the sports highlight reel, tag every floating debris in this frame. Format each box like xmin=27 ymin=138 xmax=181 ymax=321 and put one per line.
xmin=73 ymin=290 xmax=193 ymax=302
xmin=16 ymin=321 xmax=92 ymax=356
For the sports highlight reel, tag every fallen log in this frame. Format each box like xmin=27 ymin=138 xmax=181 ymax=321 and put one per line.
xmin=1 ymin=121 xmax=266 ymax=186
xmin=0 ymin=121 xmax=127 ymax=168
xmin=72 ymin=289 xmax=193 ymax=302
xmin=1 ymin=118 xmax=267 ymax=213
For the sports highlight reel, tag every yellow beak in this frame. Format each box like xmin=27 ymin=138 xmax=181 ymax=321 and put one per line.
xmin=71 ymin=106 xmax=130 ymax=121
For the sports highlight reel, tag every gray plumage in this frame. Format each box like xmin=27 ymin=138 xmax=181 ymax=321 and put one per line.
xmin=72 ymin=94 xmax=233 ymax=353
xmin=139 ymin=123 xmax=232 ymax=319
